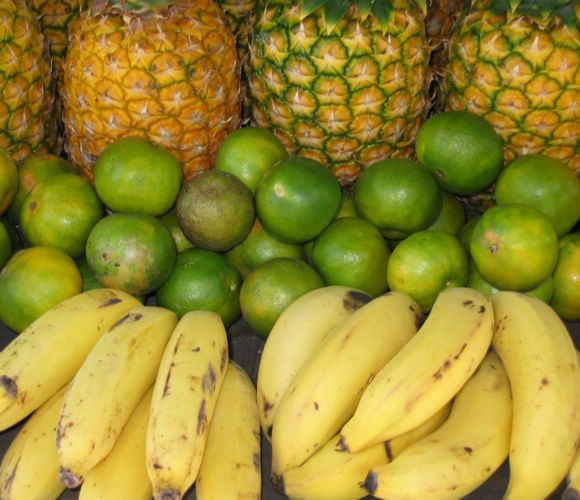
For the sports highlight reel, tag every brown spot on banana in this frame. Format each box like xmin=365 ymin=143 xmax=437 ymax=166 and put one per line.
xmin=201 ymin=364 xmax=216 ymax=393
xmin=343 ymin=290 xmax=373 ymax=311
xmin=162 ymin=363 xmax=174 ymax=397
xmin=109 ymin=311 xmax=142 ymax=330
xmin=0 ymin=376 xmax=17 ymax=399
xmin=3 ymin=457 xmax=19 ymax=494
xmin=384 ymin=441 xmax=394 ymax=461
xmin=196 ymin=399 xmax=207 ymax=435
xmin=362 ymin=470 xmax=378 ymax=494
xmin=220 ymin=347 xmax=228 ymax=373
xmin=59 ymin=467 xmax=83 ymax=489
xmin=313 ymin=401 xmax=319 ymax=410
xmin=98 ymin=296 xmax=122 ymax=307
xmin=463 ymin=446 xmax=473 ymax=454
xmin=253 ymin=451 xmax=261 ymax=472
xmin=539 ymin=377 xmax=549 ymax=388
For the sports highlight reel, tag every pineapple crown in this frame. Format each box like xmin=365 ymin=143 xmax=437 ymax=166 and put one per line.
xmin=300 ymin=0 xmax=428 ymax=33
xmin=488 ymin=0 xmax=578 ymax=27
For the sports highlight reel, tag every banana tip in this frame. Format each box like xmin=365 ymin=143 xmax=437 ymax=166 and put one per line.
xmin=562 ymin=487 xmax=580 ymax=500
xmin=336 ymin=435 xmax=349 ymax=452
xmin=271 ymin=472 xmax=284 ymax=494
xmin=361 ymin=470 xmax=378 ymax=494
xmin=154 ymin=490 xmax=181 ymax=500
xmin=59 ymin=467 xmax=83 ymax=489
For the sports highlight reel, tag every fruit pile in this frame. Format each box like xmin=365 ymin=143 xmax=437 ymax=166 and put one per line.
xmin=0 ymin=0 xmax=577 ymax=497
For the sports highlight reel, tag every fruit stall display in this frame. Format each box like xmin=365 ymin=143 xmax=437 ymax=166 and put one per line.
xmin=0 ymin=0 xmax=578 ymax=498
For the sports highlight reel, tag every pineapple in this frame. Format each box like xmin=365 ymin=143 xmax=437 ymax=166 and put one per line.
xmin=444 ymin=0 xmax=579 ymax=176
xmin=0 ymin=0 xmax=56 ymax=162
xmin=61 ymin=0 xmax=242 ymax=181
xmin=245 ymin=0 xmax=432 ymax=187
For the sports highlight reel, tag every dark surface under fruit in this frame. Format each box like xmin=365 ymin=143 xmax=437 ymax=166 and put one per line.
xmin=0 ymin=316 xmax=577 ymax=500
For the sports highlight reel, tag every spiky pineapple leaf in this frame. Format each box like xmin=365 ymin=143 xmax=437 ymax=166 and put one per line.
xmin=489 ymin=0 xmax=577 ymax=27
xmin=301 ymin=0 xmax=329 ymax=19
xmin=322 ymin=0 xmax=352 ymax=32
xmin=356 ymin=0 xmax=374 ymax=19
xmin=371 ymin=0 xmax=394 ymax=29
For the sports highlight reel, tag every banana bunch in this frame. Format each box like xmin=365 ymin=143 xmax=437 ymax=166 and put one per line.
xmin=0 ymin=289 xmax=262 ymax=499
xmin=0 ymin=288 xmax=141 ymax=430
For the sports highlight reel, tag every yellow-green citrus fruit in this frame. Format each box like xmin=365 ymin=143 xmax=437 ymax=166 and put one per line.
xmin=468 ymin=259 xmax=554 ymax=303
xmin=254 ymin=156 xmax=342 ymax=244
xmin=240 ymin=257 xmax=324 ymax=338
xmin=155 ymin=248 xmax=242 ymax=327
xmin=311 ymin=217 xmax=391 ymax=297
xmin=336 ymin=190 xmax=357 ymax=219
xmin=215 ymin=127 xmax=288 ymax=193
xmin=225 ymin=218 xmax=305 ymax=278
xmin=0 ymin=146 xmax=18 ymax=216
xmin=494 ymin=154 xmax=580 ymax=236
xmin=470 ymin=204 xmax=559 ymax=291
xmin=427 ymin=192 xmax=466 ymax=236
xmin=457 ymin=216 xmax=480 ymax=251
xmin=93 ymin=136 xmax=183 ymax=216
xmin=415 ymin=110 xmax=504 ymax=196
xmin=0 ymin=246 xmax=82 ymax=332
xmin=387 ymin=230 xmax=469 ymax=312
xmin=7 ymin=153 xmax=78 ymax=222
xmin=354 ymin=158 xmax=442 ymax=240
xmin=20 ymin=173 xmax=105 ymax=258
xmin=86 ymin=213 xmax=177 ymax=296
xmin=550 ymin=233 xmax=580 ymax=320
xmin=176 ymin=169 xmax=255 ymax=252
xmin=157 ymin=208 xmax=194 ymax=253
xmin=0 ymin=218 xmax=12 ymax=269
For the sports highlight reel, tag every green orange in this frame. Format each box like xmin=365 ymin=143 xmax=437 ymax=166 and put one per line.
xmin=157 ymin=208 xmax=194 ymax=253
xmin=85 ymin=213 xmax=177 ymax=296
xmin=353 ymin=158 xmax=442 ymax=240
xmin=470 ymin=204 xmax=559 ymax=291
xmin=0 ymin=218 xmax=12 ymax=269
xmin=176 ymin=169 xmax=255 ymax=252
xmin=7 ymin=153 xmax=78 ymax=222
xmin=93 ymin=136 xmax=183 ymax=216
xmin=20 ymin=173 xmax=105 ymax=258
xmin=427 ymin=192 xmax=466 ymax=236
xmin=0 ymin=246 xmax=82 ymax=332
xmin=215 ymin=127 xmax=288 ymax=193
xmin=225 ymin=218 xmax=305 ymax=278
xmin=239 ymin=257 xmax=324 ymax=338
xmin=311 ymin=217 xmax=391 ymax=297
xmin=155 ymin=248 xmax=242 ymax=326
xmin=0 ymin=145 xmax=18 ymax=216
xmin=255 ymin=156 xmax=342 ymax=244
xmin=494 ymin=154 xmax=580 ymax=236
xmin=415 ymin=110 xmax=504 ymax=196
xmin=336 ymin=190 xmax=357 ymax=219
xmin=387 ymin=230 xmax=469 ymax=312
xmin=550 ymin=233 xmax=580 ymax=321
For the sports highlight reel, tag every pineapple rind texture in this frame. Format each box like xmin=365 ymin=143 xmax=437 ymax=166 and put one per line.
xmin=246 ymin=1 xmax=432 ymax=186
xmin=62 ymin=0 xmax=242 ymax=181
xmin=0 ymin=0 xmax=56 ymax=163
xmin=444 ymin=0 xmax=580 ymax=175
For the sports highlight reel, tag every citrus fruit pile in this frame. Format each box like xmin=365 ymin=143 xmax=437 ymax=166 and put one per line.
xmin=0 ymin=113 xmax=578 ymax=338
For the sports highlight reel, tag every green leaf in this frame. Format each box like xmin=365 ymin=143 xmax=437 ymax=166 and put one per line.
xmin=371 ymin=0 xmax=394 ymax=30
xmin=300 ymin=0 xmax=329 ymax=19
xmin=322 ymin=0 xmax=351 ymax=33
xmin=356 ymin=0 xmax=374 ymax=20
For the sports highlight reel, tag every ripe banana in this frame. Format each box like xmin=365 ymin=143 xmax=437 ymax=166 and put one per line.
xmin=257 ymin=285 xmax=372 ymax=440
xmin=196 ymin=361 xmax=261 ymax=500
xmin=339 ymin=286 xmax=494 ymax=453
xmin=271 ymin=291 xmax=423 ymax=476
xmin=79 ymin=387 xmax=154 ymax=500
xmin=0 ymin=288 xmax=141 ymax=431
xmin=363 ymin=350 xmax=512 ymax=499
xmin=491 ymin=291 xmax=580 ymax=500
xmin=563 ymin=438 xmax=580 ymax=500
xmin=57 ymin=305 xmax=178 ymax=489
xmin=279 ymin=401 xmax=451 ymax=500
xmin=0 ymin=384 xmax=68 ymax=500
xmin=146 ymin=310 xmax=229 ymax=500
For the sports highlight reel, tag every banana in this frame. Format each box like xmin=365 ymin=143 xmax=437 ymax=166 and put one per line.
xmin=146 ymin=310 xmax=229 ymax=500
xmin=56 ymin=305 xmax=178 ymax=489
xmin=196 ymin=361 xmax=261 ymax=500
xmin=271 ymin=291 xmax=423 ymax=476
xmin=257 ymin=285 xmax=372 ymax=440
xmin=363 ymin=350 xmax=512 ymax=499
xmin=79 ymin=387 xmax=154 ymax=500
xmin=0 ymin=384 xmax=68 ymax=500
xmin=491 ymin=291 xmax=580 ymax=500
xmin=563 ymin=439 xmax=580 ymax=500
xmin=339 ymin=286 xmax=494 ymax=453
xmin=278 ymin=401 xmax=452 ymax=500
xmin=0 ymin=288 xmax=141 ymax=431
